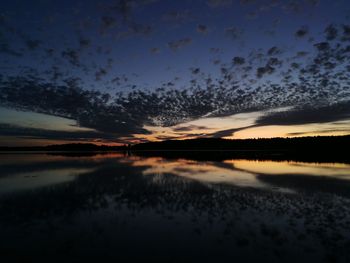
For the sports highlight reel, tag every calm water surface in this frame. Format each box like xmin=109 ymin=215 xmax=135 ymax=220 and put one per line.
xmin=1 ymin=153 xmax=350 ymax=262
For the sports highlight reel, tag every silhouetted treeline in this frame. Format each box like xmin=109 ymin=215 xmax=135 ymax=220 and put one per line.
xmin=131 ymin=136 xmax=350 ymax=163
xmin=1 ymin=136 xmax=350 ymax=163
xmin=132 ymin=136 xmax=350 ymax=151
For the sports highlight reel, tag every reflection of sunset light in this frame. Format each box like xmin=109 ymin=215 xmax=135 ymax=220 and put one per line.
xmin=87 ymin=153 xmax=126 ymax=160
xmin=0 ymin=153 xmax=127 ymax=166
xmin=131 ymin=157 xmax=270 ymax=189
xmin=226 ymin=160 xmax=350 ymax=179
xmin=3 ymin=153 xmax=350 ymax=196
xmin=0 ymin=168 xmax=93 ymax=195
xmin=128 ymin=157 xmax=350 ymax=190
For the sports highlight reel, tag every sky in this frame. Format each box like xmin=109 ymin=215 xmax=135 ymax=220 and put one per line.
xmin=0 ymin=0 xmax=350 ymax=146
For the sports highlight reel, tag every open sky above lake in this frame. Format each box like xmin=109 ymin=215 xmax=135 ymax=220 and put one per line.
xmin=1 ymin=0 xmax=350 ymax=145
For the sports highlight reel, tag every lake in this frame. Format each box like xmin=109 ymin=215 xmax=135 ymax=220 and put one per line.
xmin=1 ymin=152 xmax=350 ymax=262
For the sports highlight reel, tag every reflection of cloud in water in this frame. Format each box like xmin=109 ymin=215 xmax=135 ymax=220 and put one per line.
xmin=131 ymin=158 xmax=271 ymax=189
xmin=0 ymin=154 xmax=68 ymax=165
xmin=0 ymin=153 xmax=126 ymax=166
xmin=130 ymin=157 xmax=350 ymax=193
xmin=2 ymin=154 xmax=350 ymax=197
xmin=0 ymin=168 xmax=94 ymax=195
xmin=229 ymin=160 xmax=350 ymax=179
xmin=1 ymin=154 xmax=350 ymax=262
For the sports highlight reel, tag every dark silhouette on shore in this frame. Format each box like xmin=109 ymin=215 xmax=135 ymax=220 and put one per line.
xmin=131 ymin=135 xmax=350 ymax=163
xmin=1 ymin=135 xmax=350 ymax=162
xmin=132 ymin=135 xmax=350 ymax=151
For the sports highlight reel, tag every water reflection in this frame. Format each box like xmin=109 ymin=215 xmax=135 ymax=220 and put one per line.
xmin=0 ymin=153 xmax=350 ymax=262
xmin=2 ymin=154 xmax=350 ymax=196
xmin=0 ymin=168 xmax=92 ymax=194
xmin=230 ymin=160 xmax=350 ymax=177
xmin=130 ymin=157 xmax=266 ymax=189
xmin=129 ymin=155 xmax=350 ymax=195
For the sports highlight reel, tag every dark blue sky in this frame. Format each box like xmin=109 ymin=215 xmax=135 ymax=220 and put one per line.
xmin=1 ymin=0 xmax=350 ymax=145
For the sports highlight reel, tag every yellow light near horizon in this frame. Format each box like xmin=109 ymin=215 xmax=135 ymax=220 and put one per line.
xmin=137 ymin=118 xmax=350 ymax=143
xmin=226 ymin=160 xmax=350 ymax=178
xmin=230 ymin=123 xmax=350 ymax=139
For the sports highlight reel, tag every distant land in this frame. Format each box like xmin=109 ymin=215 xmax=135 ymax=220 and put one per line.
xmin=131 ymin=135 xmax=350 ymax=163
xmin=132 ymin=135 xmax=350 ymax=151
xmin=1 ymin=136 xmax=349 ymax=163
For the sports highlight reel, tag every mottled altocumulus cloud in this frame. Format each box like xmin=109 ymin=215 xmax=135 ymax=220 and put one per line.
xmin=256 ymin=101 xmax=350 ymax=126
xmin=0 ymin=77 xmax=150 ymax=136
xmin=1 ymin=1 xmax=350 ymax=142
xmin=1 ymin=21 xmax=350 ymax=140
xmin=0 ymin=124 xmax=122 ymax=143
xmin=168 ymin=38 xmax=192 ymax=51
xmin=173 ymin=125 xmax=209 ymax=132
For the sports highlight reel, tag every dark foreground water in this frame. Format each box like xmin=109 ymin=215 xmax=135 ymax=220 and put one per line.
xmin=1 ymin=153 xmax=350 ymax=262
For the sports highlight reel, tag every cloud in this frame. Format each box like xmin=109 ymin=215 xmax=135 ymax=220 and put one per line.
xmin=78 ymin=37 xmax=91 ymax=49
xmin=295 ymin=51 xmax=309 ymax=58
xmin=208 ymin=126 xmax=255 ymax=138
xmin=155 ymin=133 xmax=207 ymax=141
xmin=161 ymin=10 xmax=192 ymax=25
xmin=3 ymin=20 xmax=350 ymax=135
xmin=1 ymin=21 xmax=350 ymax=143
xmin=128 ymin=23 xmax=153 ymax=36
xmin=267 ymin=46 xmax=282 ymax=56
xmin=197 ymin=24 xmax=209 ymax=34
xmin=109 ymin=0 xmax=134 ymax=22
xmin=313 ymin=42 xmax=330 ymax=52
xmin=111 ymin=74 xmax=129 ymax=85
xmin=61 ymin=49 xmax=80 ymax=67
xmin=25 ymin=39 xmax=41 ymax=51
xmin=150 ymin=47 xmax=160 ymax=54
xmin=286 ymin=128 xmax=350 ymax=137
xmin=256 ymin=101 xmax=350 ymax=126
xmin=295 ymin=26 xmax=309 ymax=38
xmin=232 ymin=56 xmax=245 ymax=65
xmin=95 ymin=68 xmax=108 ymax=81
xmin=101 ymin=16 xmax=117 ymax=30
xmin=324 ymin=24 xmax=338 ymax=41
xmin=0 ymin=76 xmax=150 ymax=136
xmin=207 ymin=0 xmax=232 ymax=8
xmin=0 ymin=123 xmax=122 ymax=143
xmin=190 ymin=67 xmax=200 ymax=74
xmin=0 ymin=43 xmax=22 ymax=57
xmin=341 ymin=24 xmax=350 ymax=41
xmin=168 ymin=38 xmax=192 ymax=51
xmin=209 ymin=48 xmax=221 ymax=54
xmin=173 ymin=125 xmax=209 ymax=132
xmin=256 ymin=57 xmax=282 ymax=78
xmin=225 ymin=26 xmax=243 ymax=40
